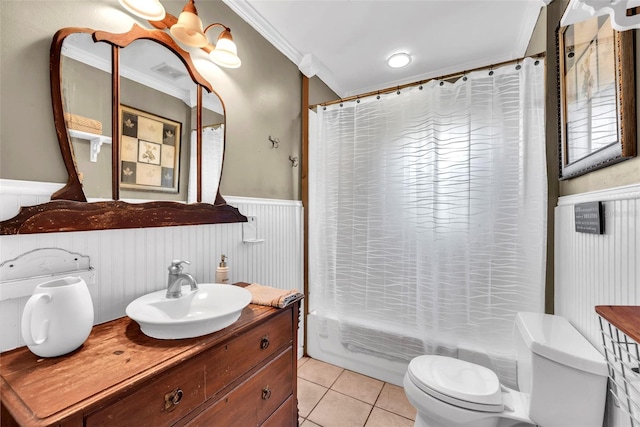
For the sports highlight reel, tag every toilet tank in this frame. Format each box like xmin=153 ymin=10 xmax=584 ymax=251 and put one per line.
xmin=514 ymin=312 xmax=609 ymax=427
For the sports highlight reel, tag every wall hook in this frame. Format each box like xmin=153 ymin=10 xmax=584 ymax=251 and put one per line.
xmin=268 ymin=136 xmax=279 ymax=149
xmin=289 ymin=156 xmax=299 ymax=167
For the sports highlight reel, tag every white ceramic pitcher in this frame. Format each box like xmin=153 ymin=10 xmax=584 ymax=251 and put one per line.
xmin=21 ymin=276 xmax=94 ymax=357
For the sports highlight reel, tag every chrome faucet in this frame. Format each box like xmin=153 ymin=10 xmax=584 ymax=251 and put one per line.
xmin=166 ymin=260 xmax=198 ymax=298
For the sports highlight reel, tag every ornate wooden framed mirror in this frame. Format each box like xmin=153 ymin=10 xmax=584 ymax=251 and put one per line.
xmin=1 ymin=24 xmax=245 ymax=234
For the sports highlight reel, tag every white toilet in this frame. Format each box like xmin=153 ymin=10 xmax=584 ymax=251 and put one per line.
xmin=404 ymin=312 xmax=609 ymax=427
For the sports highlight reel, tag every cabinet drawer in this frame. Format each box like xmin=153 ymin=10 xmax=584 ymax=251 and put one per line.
xmin=189 ymin=348 xmax=293 ymax=426
xmin=85 ymin=357 xmax=205 ymax=427
xmin=261 ymin=395 xmax=296 ymax=427
xmin=205 ymin=309 xmax=292 ymax=397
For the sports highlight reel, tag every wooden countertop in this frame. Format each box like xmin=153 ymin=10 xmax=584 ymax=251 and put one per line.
xmin=0 ymin=283 xmax=302 ymax=426
xmin=595 ymin=305 xmax=640 ymax=344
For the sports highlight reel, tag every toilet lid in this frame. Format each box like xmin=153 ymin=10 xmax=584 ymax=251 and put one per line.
xmin=407 ymin=355 xmax=503 ymax=412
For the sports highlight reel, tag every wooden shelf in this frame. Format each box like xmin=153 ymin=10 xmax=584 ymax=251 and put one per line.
xmin=595 ymin=305 xmax=640 ymax=426
xmin=596 ymin=306 xmax=640 ymax=344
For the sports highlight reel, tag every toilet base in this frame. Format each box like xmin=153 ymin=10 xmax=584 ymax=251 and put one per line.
xmin=414 ymin=411 xmax=500 ymax=427
xmin=404 ymin=373 xmax=534 ymax=427
xmin=415 ymin=413 xmax=533 ymax=427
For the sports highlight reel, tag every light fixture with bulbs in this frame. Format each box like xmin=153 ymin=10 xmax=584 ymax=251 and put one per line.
xmin=118 ymin=0 xmax=241 ymax=68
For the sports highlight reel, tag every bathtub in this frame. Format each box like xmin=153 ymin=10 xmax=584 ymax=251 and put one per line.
xmin=306 ymin=310 xmax=518 ymax=388
xmin=306 ymin=311 xmax=411 ymax=386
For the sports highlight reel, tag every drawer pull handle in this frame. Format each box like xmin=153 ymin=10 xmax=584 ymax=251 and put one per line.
xmin=260 ymin=336 xmax=270 ymax=350
xmin=262 ymin=386 xmax=272 ymax=400
xmin=164 ymin=388 xmax=184 ymax=410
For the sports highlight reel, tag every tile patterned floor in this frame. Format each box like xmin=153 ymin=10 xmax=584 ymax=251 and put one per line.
xmin=298 ymin=357 xmax=416 ymax=427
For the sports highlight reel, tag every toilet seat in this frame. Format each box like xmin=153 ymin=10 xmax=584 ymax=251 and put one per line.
xmin=407 ymin=355 xmax=504 ymax=413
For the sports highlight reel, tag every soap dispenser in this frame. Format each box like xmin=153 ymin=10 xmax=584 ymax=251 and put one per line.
xmin=215 ymin=255 xmax=229 ymax=284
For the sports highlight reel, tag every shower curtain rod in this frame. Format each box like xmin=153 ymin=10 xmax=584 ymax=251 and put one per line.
xmin=311 ymin=52 xmax=546 ymax=109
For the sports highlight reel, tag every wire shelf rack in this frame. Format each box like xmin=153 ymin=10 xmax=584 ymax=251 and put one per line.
xmin=597 ymin=306 xmax=640 ymax=427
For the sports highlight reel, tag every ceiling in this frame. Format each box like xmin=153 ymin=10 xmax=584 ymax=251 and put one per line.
xmin=223 ymin=0 xmax=550 ymax=98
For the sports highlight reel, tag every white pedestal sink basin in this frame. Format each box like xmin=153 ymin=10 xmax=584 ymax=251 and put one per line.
xmin=126 ymin=283 xmax=252 ymax=339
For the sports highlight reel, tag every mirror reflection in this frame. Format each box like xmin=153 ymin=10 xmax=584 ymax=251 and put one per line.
xmin=191 ymin=91 xmax=225 ymax=204
xmin=61 ymin=36 xmax=225 ymax=202
xmin=61 ymin=33 xmax=112 ymax=199
xmin=119 ymin=39 xmax=195 ymax=201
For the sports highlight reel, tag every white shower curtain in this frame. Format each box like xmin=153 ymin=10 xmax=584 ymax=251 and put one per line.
xmin=309 ymin=58 xmax=546 ymax=386
xmin=188 ymin=125 xmax=224 ymax=204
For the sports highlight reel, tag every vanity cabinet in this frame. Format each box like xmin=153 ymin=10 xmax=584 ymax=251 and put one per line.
xmin=0 ymin=284 xmax=301 ymax=427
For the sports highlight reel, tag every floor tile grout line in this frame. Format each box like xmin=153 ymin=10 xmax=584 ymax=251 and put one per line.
xmin=300 ymin=381 xmax=330 ymax=423
xmin=371 ymin=381 xmax=386 ymax=408
xmin=299 ymin=379 xmax=414 ymax=424
xmin=297 ymin=367 xmax=344 ymax=389
xmin=298 ymin=382 xmax=414 ymax=418
xmin=330 ymin=370 xmax=386 ymax=404
xmin=299 ymin=374 xmax=396 ymax=412
xmin=298 ymin=358 xmax=415 ymax=424
xmin=304 ymin=403 xmax=414 ymax=427
xmin=304 ymin=387 xmax=374 ymax=427
xmin=327 ymin=385 xmax=381 ymax=407
xmin=372 ymin=406 xmax=416 ymax=423
xmin=362 ymin=403 xmax=375 ymax=427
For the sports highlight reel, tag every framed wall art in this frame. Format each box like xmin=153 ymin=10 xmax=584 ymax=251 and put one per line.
xmin=558 ymin=14 xmax=636 ymax=179
xmin=120 ymin=105 xmax=181 ymax=193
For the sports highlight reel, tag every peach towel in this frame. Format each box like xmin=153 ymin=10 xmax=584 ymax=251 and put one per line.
xmin=246 ymin=284 xmax=302 ymax=308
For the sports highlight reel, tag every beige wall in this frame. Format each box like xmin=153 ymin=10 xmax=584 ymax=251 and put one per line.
xmin=309 ymin=76 xmax=339 ymax=106
xmin=0 ymin=0 xmax=301 ymax=201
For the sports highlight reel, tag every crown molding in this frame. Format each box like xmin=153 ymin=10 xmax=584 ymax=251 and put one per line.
xmin=221 ymin=0 xmax=346 ymax=96
xmin=222 ymin=0 xmax=303 ymax=66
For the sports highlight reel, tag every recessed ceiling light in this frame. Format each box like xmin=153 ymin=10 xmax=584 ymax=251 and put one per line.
xmin=387 ymin=52 xmax=412 ymax=68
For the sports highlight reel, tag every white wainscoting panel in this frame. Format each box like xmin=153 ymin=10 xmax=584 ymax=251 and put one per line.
xmin=0 ymin=181 xmax=304 ymax=354
xmin=0 ymin=179 xmax=64 ymax=221
xmin=555 ymin=183 xmax=640 ymax=427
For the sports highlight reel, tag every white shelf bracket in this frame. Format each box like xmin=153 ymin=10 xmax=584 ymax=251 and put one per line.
xmin=68 ymin=129 xmax=112 ymax=163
